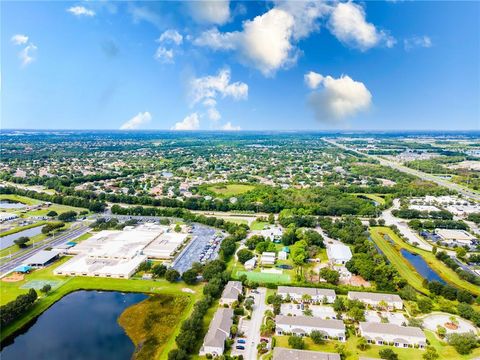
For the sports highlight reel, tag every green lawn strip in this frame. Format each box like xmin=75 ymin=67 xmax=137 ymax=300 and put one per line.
xmin=0 ymin=257 xmax=202 ymax=342
xmin=250 ymin=221 xmax=269 ymax=230
xmin=0 ymin=233 xmax=48 ymax=259
xmin=369 ymin=227 xmax=429 ymax=295
xmin=274 ymin=331 xmax=479 ymax=360
xmin=353 ymin=193 xmax=386 ymax=205
xmin=26 ymin=203 xmax=89 ymax=216
xmin=372 ymin=227 xmax=480 ymax=296
xmin=220 ymin=217 xmax=249 ymax=225
xmin=0 ymin=221 xmax=47 ymax=238
xmin=207 ymin=184 xmax=256 ymax=197
xmin=0 ymin=194 xmax=42 ymax=206
xmin=234 ymin=270 xmax=291 ymax=284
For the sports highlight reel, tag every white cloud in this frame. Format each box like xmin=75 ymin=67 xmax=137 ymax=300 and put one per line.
xmin=306 ymin=72 xmax=372 ymax=122
xmin=158 ymin=29 xmax=183 ymax=45
xmin=207 ymin=107 xmax=221 ymax=121
xmin=120 ymin=112 xmax=152 ymax=130
xmin=187 ymin=0 xmax=230 ymax=25
xmin=304 ymin=71 xmax=324 ymax=89
xmin=67 ymin=6 xmax=95 ymax=17
xmin=328 ymin=2 xmax=394 ymax=51
xmin=171 ymin=113 xmax=200 ymax=130
xmin=11 ymin=34 xmax=28 ymax=45
xmin=404 ymin=35 xmax=432 ymax=51
xmin=154 ymin=47 xmax=174 ymax=63
xmin=19 ymin=43 xmax=38 ymax=67
xmin=193 ymin=28 xmax=237 ymax=50
xmin=129 ymin=5 xmax=162 ymax=27
xmin=190 ymin=68 xmax=248 ymax=105
xmin=221 ymin=121 xmax=241 ymax=131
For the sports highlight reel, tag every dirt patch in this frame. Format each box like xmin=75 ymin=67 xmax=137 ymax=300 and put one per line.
xmin=342 ymin=275 xmax=371 ymax=287
xmin=444 ymin=322 xmax=459 ymax=330
xmin=2 ymin=273 xmax=25 ymax=282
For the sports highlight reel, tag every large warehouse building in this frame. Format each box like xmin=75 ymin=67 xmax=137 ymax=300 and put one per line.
xmin=54 ymin=223 xmax=189 ymax=278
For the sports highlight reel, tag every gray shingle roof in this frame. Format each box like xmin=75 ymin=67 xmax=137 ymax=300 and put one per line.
xmin=221 ymin=281 xmax=243 ymax=301
xmin=203 ymin=308 xmax=234 ymax=348
xmin=273 ymin=347 xmax=340 ymax=360
xmin=275 ymin=315 xmax=345 ymax=330
xmin=359 ymin=322 xmax=425 ymax=339
xmin=24 ymin=250 xmax=59 ymax=266
xmin=348 ymin=291 xmax=402 ymax=303
xmin=277 ymin=286 xmax=335 ymax=298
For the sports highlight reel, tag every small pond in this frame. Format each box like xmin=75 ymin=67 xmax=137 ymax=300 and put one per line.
xmin=0 ymin=200 xmax=27 ymax=209
xmin=1 ymin=290 xmax=147 ymax=360
xmin=400 ymin=249 xmax=446 ymax=283
xmin=0 ymin=225 xmax=44 ymax=250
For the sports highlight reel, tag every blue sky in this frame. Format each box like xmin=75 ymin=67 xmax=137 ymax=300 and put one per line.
xmin=2 ymin=1 xmax=479 ymax=131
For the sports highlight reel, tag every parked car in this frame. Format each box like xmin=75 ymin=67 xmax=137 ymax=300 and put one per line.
xmin=237 ymin=339 xmax=246 ymax=344
xmin=236 ymin=345 xmax=245 ymax=350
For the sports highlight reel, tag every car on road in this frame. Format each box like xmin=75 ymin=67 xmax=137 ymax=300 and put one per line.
xmin=236 ymin=345 xmax=245 ymax=350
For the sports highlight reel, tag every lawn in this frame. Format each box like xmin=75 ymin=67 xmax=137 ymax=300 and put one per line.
xmin=0 ymin=256 xmax=203 ymax=343
xmin=353 ymin=193 xmax=386 ymax=205
xmin=26 ymin=203 xmax=88 ymax=216
xmin=206 ymin=183 xmax=256 ymax=197
xmin=369 ymin=227 xmax=429 ymax=295
xmin=118 ymin=294 xmax=191 ymax=360
xmin=0 ymin=221 xmax=46 ymax=238
xmin=250 ymin=221 xmax=269 ymax=230
xmin=371 ymin=227 xmax=480 ymax=296
xmin=274 ymin=331 xmax=480 ymax=360
xmin=234 ymin=270 xmax=291 ymax=284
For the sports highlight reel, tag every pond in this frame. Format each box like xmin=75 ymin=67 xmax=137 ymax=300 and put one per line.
xmin=0 ymin=225 xmax=44 ymax=250
xmin=400 ymin=249 xmax=446 ymax=284
xmin=0 ymin=200 xmax=27 ymax=209
xmin=1 ymin=290 xmax=147 ymax=360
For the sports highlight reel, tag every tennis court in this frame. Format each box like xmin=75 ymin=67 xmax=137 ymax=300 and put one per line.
xmin=21 ymin=279 xmax=64 ymax=290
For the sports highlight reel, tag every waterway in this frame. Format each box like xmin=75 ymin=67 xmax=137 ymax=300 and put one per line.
xmin=1 ymin=290 xmax=147 ymax=360
xmin=0 ymin=200 xmax=26 ymax=209
xmin=400 ymin=249 xmax=446 ymax=284
xmin=0 ymin=225 xmax=45 ymax=250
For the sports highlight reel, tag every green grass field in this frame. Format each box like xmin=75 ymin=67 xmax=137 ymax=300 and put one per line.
xmin=250 ymin=221 xmax=269 ymax=230
xmin=0 ymin=194 xmax=42 ymax=206
xmin=274 ymin=331 xmax=480 ymax=360
xmin=354 ymin=193 xmax=386 ymax=205
xmin=206 ymin=183 xmax=256 ymax=197
xmin=369 ymin=227 xmax=429 ymax=295
xmin=234 ymin=270 xmax=291 ymax=284
xmin=371 ymin=227 xmax=480 ymax=296
xmin=26 ymin=203 xmax=88 ymax=216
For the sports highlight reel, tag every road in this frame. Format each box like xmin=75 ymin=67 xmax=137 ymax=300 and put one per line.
xmin=324 ymin=139 xmax=480 ymax=202
xmin=246 ymin=287 xmax=267 ymax=360
xmin=0 ymin=224 xmax=90 ymax=277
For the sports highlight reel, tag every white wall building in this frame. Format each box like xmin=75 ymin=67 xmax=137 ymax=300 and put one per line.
xmin=277 ymin=286 xmax=336 ymax=303
xmin=261 ymin=251 xmax=276 ymax=265
xmin=275 ymin=315 xmax=345 ymax=341
xmin=359 ymin=322 xmax=426 ymax=349
xmin=273 ymin=347 xmax=340 ymax=360
xmin=348 ymin=291 xmax=403 ymax=310
xmin=327 ymin=243 xmax=352 ymax=265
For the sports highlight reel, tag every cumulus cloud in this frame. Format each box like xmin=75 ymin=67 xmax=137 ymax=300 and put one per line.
xmin=120 ymin=112 xmax=152 ymax=130
xmin=328 ymin=2 xmax=394 ymax=51
xmin=306 ymin=72 xmax=372 ymax=123
xmin=171 ymin=113 xmax=200 ymax=130
xmin=158 ymin=29 xmax=183 ymax=45
xmin=404 ymin=35 xmax=432 ymax=51
xmin=221 ymin=121 xmax=241 ymax=131
xmin=187 ymin=0 xmax=230 ymax=25
xmin=194 ymin=3 xmax=331 ymax=76
xmin=154 ymin=47 xmax=174 ymax=63
xmin=304 ymin=71 xmax=324 ymax=89
xmin=11 ymin=34 xmax=28 ymax=45
xmin=67 ymin=6 xmax=95 ymax=17
xmin=190 ymin=68 xmax=248 ymax=122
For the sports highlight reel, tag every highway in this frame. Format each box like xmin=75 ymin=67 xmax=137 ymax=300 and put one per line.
xmin=324 ymin=139 xmax=480 ymax=202
xmin=0 ymin=224 xmax=90 ymax=277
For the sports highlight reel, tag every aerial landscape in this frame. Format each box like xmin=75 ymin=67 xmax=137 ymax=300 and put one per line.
xmin=1 ymin=1 xmax=479 ymax=360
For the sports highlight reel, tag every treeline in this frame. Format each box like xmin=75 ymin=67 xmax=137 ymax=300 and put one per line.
xmin=435 ymin=251 xmax=480 ymax=286
xmin=427 ymin=280 xmax=475 ymax=304
xmin=1 ymin=289 xmax=38 ymax=327
xmin=168 ymin=260 xmax=229 ymax=360
xmin=409 ymin=219 xmax=469 ymax=231
xmin=110 ymin=205 xmax=248 ymax=237
xmin=0 ymin=186 xmax=105 ymax=212
xmin=392 ymin=208 xmax=453 ymax=220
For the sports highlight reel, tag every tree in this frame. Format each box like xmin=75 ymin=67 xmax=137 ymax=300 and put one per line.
xmin=268 ymin=213 xmax=275 ymax=224
xmin=174 ymin=224 xmax=182 ymax=232
xmin=417 ymin=298 xmax=433 ymax=313
xmin=237 ymin=249 xmax=254 ymax=264
xmin=14 ymin=236 xmax=29 ymax=248
xmin=423 ymin=346 xmax=439 ymax=360
xmin=379 ymin=348 xmax=398 ymax=360
xmin=455 ymin=247 xmax=467 ymax=260
xmin=319 ymin=268 xmax=340 ymax=285
xmin=310 ymin=330 xmax=325 ymax=344
xmin=333 ymin=297 xmax=346 ymax=312
xmin=40 ymin=284 xmax=52 ymax=294
xmin=182 ymin=269 xmax=198 ymax=285
xmin=152 ymin=264 xmax=167 ymax=278
xmin=46 ymin=210 xmax=58 ymax=217
xmin=202 ymin=260 xmax=226 ymax=281
xmin=167 ymin=348 xmax=189 ymax=360
xmin=288 ymin=335 xmax=305 ymax=350
xmin=58 ymin=211 xmax=77 ymax=222
xmin=357 ymin=337 xmax=369 ymax=350
xmin=245 ymin=235 xmax=265 ymax=250
xmin=165 ymin=269 xmax=180 ymax=282
xmin=447 ymin=332 xmax=478 ymax=355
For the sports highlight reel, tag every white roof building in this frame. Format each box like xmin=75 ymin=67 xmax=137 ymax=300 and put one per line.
xmin=327 ymin=244 xmax=352 ymax=265
xmin=435 ymin=229 xmax=476 ymax=245
xmin=359 ymin=322 xmax=426 ymax=349
xmin=261 ymin=251 xmax=276 ymax=265
xmin=277 ymin=286 xmax=336 ymax=303
xmin=275 ymin=315 xmax=345 ymax=341
xmin=273 ymin=348 xmax=340 ymax=360
xmin=244 ymin=257 xmax=256 ymax=270
xmin=348 ymin=291 xmax=403 ymax=310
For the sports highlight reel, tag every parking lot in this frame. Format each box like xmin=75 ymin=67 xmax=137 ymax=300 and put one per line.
xmin=171 ymin=224 xmax=223 ymax=273
xmin=364 ymin=310 xmax=407 ymax=326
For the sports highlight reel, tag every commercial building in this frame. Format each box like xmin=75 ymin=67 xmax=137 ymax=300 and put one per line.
xmin=435 ymin=229 xmax=477 ymax=246
xmin=261 ymin=251 xmax=276 ymax=266
xmin=199 ymin=308 xmax=234 ymax=356
xmin=142 ymin=232 xmax=188 ymax=259
xmin=273 ymin=348 xmax=340 ymax=360
xmin=277 ymin=286 xmax=336 ymax=303
xmin=348 ymin=291 xmax=403 ymax=310
xmin=23 ymin=250 xmax=60 ymax=268
xmin=327 ymin=244 xmax=352 ymax=265
xmin=359 ymin=322 xmax=426 ymax=349
xmin=275 ymin=315 xmax=345 ymax=341
xmin=220 ymin=281 xmax=243 ymax=306
xmin=260 ymin=226 xmax=283 ymax=241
